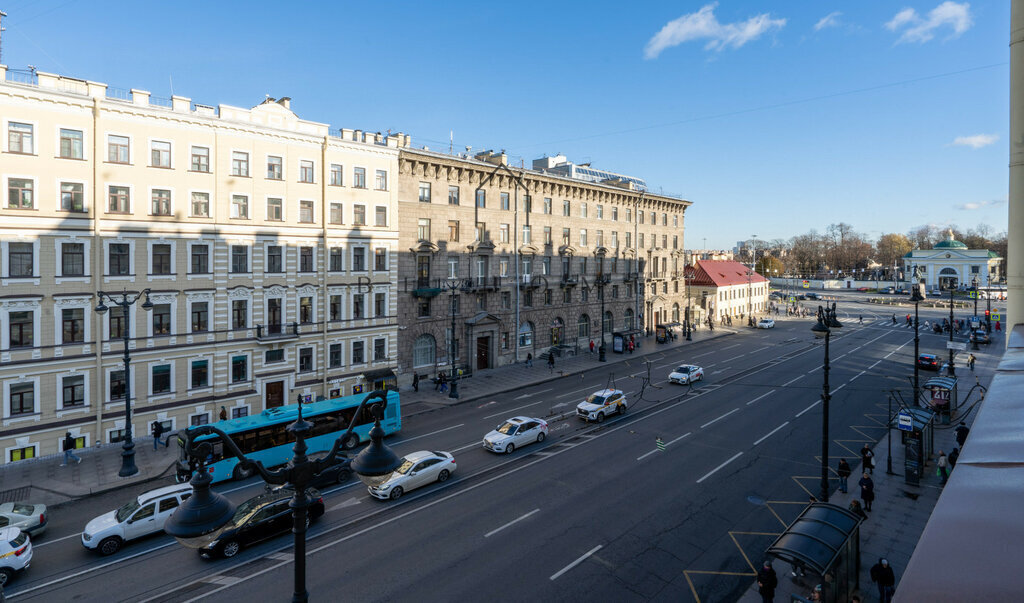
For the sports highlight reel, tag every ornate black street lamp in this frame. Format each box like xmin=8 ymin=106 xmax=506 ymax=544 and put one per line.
xmin=910 ymin=267 xmax=925 ymax=404
xmin=165 ymin=391 xmax=401 ymax=603
xmin=598 ymin=258 xmax=609 ymax=362
xmin=947 ymin=287 xmax=956 ymax=377
xmin=811 ymin=302 xmax=842 ymax=502
xmin=442 ymin=278 xmax=462 ymax=398
xmin=971 ymin=276 xmax=980 ymax=351
xmin=94 ymin=288 xmax=153 ymax=477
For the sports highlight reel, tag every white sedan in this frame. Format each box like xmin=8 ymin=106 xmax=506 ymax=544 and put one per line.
xmin=0 ymin=502 xmax=47 ymax=537
xmin=757 ymin=319 xmax=775 ymax=329
xmin=483 ymin=416 xmax=549 ymax=453
xmin=0 ymin=527 xmax=32 ymax=587
xmin=367 ymin=450 xmax=456 ymax=501
xmin=668 ymin=365 xmax=704 ymax=385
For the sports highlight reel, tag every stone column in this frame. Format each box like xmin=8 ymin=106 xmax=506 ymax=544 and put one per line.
xmin=1009 ymin=0 xmax=1024 ymax=337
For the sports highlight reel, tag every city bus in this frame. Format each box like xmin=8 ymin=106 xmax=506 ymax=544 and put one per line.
xmin=175 ymin=390 xmax=401 ymax=484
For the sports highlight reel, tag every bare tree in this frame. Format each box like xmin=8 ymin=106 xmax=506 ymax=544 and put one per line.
xmin=875 ymin=233 xmax=913 ymax=269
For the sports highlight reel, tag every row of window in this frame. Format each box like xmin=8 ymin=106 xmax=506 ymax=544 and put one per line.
xmin=416 ymin=254 xmax=687 ymax=281
xmin=4 ymin=121 xmax=388 ymax=188
xmin=436 ymin=218 xmax=679 ymax=250
xmin=412 ymin=282 xmax=644 ymax=319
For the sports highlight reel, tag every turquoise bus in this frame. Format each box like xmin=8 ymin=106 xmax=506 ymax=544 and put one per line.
xmin=175 ymin=391 xmax=401 ymax=484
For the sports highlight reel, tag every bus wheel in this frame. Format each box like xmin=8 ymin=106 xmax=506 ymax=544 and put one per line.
xmin=342 ymin=433 xmax=360 ymax=450
xmin=233 ymin=463 xmax=253 ymax=480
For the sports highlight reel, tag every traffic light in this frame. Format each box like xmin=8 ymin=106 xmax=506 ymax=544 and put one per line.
xmin=985 ymin=310 xmax=990 ymax=318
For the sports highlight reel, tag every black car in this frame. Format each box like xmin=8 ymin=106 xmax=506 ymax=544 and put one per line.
xmin=198 ymin=488 xmax=325 ymax=559
xmin=916 ymin=354 xmax=939 ymax=371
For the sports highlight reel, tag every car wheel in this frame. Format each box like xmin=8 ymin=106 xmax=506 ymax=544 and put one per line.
xmin=221 ymin=540 xmax=241 ymax=558
xmin=342 ymin=433 xmax=360 ymax=450
xmin=233 ymin=463 xmax=253 ymax=481
xmin=596 ymin=412 xmax=605 ymax=423
xmin=537 ymin=432 xmax=546 ymax=443
xmin=389 ymin=486 xmax=404 ymax=501
xmin=98 ymin=536 xmax=122 ymax=556
xmin=335 ymin=469 xmax=352 ymax=484
xmin=506 ymin=443 xmax=515 ymax=454
xmin=437 ymin=469 xmax=450 ymax=483
xmin=619 ymin=404 xmax=626 ymax=415
xmin=0 ymin=568 xmax=13 ymax=587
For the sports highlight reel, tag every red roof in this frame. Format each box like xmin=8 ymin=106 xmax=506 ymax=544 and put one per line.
xmin=690 ymin=260 xmax=768 ymax=287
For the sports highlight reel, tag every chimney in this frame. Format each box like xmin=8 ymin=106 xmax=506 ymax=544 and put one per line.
xmin=277 ymin=97 xmax=291 ymax=109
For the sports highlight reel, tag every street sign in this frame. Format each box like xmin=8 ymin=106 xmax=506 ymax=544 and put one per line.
xmin=897 ymin=411 xmax=913 ymax=432
xmin=947 ymin=341 xmax=967 ymax=351
xmin=992 ymin=313 xmax=1001 ymax=322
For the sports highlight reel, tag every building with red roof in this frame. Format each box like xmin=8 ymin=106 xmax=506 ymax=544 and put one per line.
xmin=689 ymin=260 xmax=770 ymax=324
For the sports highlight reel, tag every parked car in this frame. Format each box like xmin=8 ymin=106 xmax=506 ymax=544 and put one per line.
xmin=857 ymin=287 xmax=870 ymax=292
xmin=668 ymin=365 xmax=705 ymax=385
xmin=917 ymin=354 xmax=940 ymax=371
xmin=969 ymin=329 xmax=990 ymax=344
xmin=0 ymin=527 xmax=32 ymax=587
xmin=0 ymin=502 xmax=47 ymax=537
xmin=197 ymin=488 xmax=324 ymax=559
xmin=82 ymin=483 xmax=193 ymax=555
xmin=303 ymin=455 xmax=353 ymax=489
xmin=367 ymin=451 xmax=456 ymax=501
xmin=483 ymin=416 xmax=548 ymax=454
xmin=896 ymin=287 xmax=907 ymax=294
xmin=576 ymin=389 xmax=628 ymax=422
xmin=757 ymin=318 xmax=775 ymax=329
xmin=805 ymin=292 xmax=820 ymax=300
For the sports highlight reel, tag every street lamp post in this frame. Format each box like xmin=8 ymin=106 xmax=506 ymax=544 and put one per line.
xmin=443 ymin=278 xmax=462 ymax=398
xmin=598 ymin=268 xmax=608 ymax=362
xmin=94 ymin=288 xmax=154 ymax=477
xmin=971 ymin=276 xmax=980 ymax=351
xmin=165 ymin=391 xmax=401 ymax=603
xmin=948 ymin=288 xmax=956 ymax=377
xmin=910 ymin=268 xmax=924 ymax=405
xmin=811 ymin=302 xmax=842 ymax=502
xmin=685 ymin=261 xmax=692 ymax=341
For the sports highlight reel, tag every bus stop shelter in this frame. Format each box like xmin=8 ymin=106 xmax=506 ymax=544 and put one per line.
xmin=766 ymin=503 xmax=863 ymax=602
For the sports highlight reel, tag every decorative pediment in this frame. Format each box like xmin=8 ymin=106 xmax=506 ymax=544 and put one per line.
xmin=467 ymin=239 xmax=495 ymax=254
xmin=411 ymin=240 xmax=440 ymax=254
xmin=228 ymin=286 xmax=253 ymax=299
xmin=519 ymin=243 xmax=540 ymax=255
xmin=558 ymin=244 xmax=578 ymax=256
xmin=264 ymin=285 xmax=288 ymax=297
xmin=594 ymin=246 xmax=608 ymax=257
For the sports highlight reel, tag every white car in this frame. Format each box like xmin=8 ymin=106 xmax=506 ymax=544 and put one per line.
xmin=0 ymin=527 xmax=32 ymax=587
xmin=757 ymin=319 xmax=775 ymax=329
xmin=82 ymin=483 xmax=192 ymax=555
xmin=576 ymin=389 xmax=627 ymax=423
xmin=483 ymin=416 xmax=549 ymax=453
xmin=367 ymin=450 xmax=456 ymax=501
xmin=0 ymin=502 xmax=48 ymax=537
xmin=669 ymin=365 xmax=704 ymax=385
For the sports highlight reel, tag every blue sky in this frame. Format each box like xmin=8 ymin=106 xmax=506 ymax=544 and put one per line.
xmin=0 ymin=1 xmax=1009 ymax=249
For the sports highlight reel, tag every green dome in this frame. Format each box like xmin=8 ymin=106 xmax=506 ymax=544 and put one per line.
xmin=934 ymin=229 xmax=967 ymax=249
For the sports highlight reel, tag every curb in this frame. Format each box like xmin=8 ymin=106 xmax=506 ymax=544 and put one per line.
xmin=48 ymin=460 xmax=179 ymax=510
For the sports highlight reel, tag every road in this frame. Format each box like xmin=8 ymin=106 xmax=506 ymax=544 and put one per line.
xmin=4 ymin=292 xmax=1003 ymax=602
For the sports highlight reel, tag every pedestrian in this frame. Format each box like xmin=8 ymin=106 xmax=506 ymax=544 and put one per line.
xmin=438 ymin=372 xmax=448 ymax=393
xmin=996 ymin=319 xmax=1001 ymax=332
xmin=955 ymin=421 xmax=970 ymax=448
xmin=412 ymin=372 xmax=420 ymax=392
xmin=61 ymin=431 xmax=82 ymax=466
xmin=937 ymin=450 xmax=949 ymax=485
xmin=526 ymin=353 xmax=533 ymax=368
xmin=848 ymin=499 xmax=868 ymax=521
xmin=860 ymin=443 xmax=874 ymax=474
xmin=589 ymin=339 xmax=595 ymax=354
xmin=757 ymin=560 xmax=778 ymax=603
xmin=547 ymin=353 xmax=555 ymax=374
xmin=837 ymin=458 xmax=851 ymax=493
xmin=967 ymin=353 xmax=976 ymax=371
xmin=859 ymin=472 xmax=875 ymax=511
xmin=892 ymin=313 xmax=897 ymax=325
xmin=151 ymin=420 xmax=165 ymax=450
xmin=949 ymin=447 xmax=960 ymax=469
xmin=870 ymin=558 xmax=896 ymax=603
xmin=628 ymin=339 xmax=635 ymax=354
xmin=219 ymin=406 xmax=228 ymax=421
xmin=859 ymin=315 xmax=863 ymax=324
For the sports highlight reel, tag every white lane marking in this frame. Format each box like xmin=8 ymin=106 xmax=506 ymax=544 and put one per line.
xmin=485 ymin=508 xmax=541 ymax=538
xmin=754 ymin=346 xmax=771 ymax=353
xmin=782 ymin=375 xmax=804 ymax=387
xmin=834 ymin=353 xmax=847 ymax=360
xmin=392 ymin=424 xmax=464 ymax=445
xmin=31 ymin=532 xmax=81 ymax=548
xmin=753 ymin=422 xmax=790 ymax=446
xmin=850 ymin=370 xmax=867 ymax=381
xmin=869 ymin=360 xmax=882 ymax=369
xmin=723 ymin=344 xmax=741 ymax=350
xmin=550 ymin=545 xmax=603 ymax=581
xmin=831 ymin=383 xmax=847 ymax=395
xmin=327 ymin=498 xmax=362 ymax=512
xmin=514 ymin=393 xmax=531 ymax=400
xmin=484 ymin=401 xmax=543 ymax=419
xmin=638 ymin=430 xmax=694 ymax=460
xmin=451 ymin=440 xmax=486 ymax=453
xmin=806 ymin=367 xmax=819 ymax=374
xmin=219 ymin=481 xmax=263 ymax=495
xmin=711 ymin=366 xmax=730 ymax=374
xmin=701 ymin=408 xmax=739 ymax=429
xmin=747 ymin=390 xmax=777 ymax=405
xmin=556 ymin=385 xmax=598 ymax=399
xmin=667 ymin=431 xmax=693 ymax=447
xmin=696 ymin=452 xmax=744 ymax=484
xmin=733 ymin=353 xmax=747 ymax=359
xmin=796 ymin=400 xmax=821 ymax=417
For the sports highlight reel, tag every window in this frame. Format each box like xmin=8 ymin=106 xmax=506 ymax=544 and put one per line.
xmin=418 ymin=181 xmax=431 ymax=202
xmin=267 ymin=156 xmax=282 ymax=180
xmin=191 ymin=301 xmax=209 ymax=332
xmin=352 ymin=247 xmax=366 ymax=271
xmin=232 ymin=151 xmax=249 ymax=177
xmin=190 ymin=146 xmax=209 ymax=172
xmin=299 ymin=348 xmax=314 ymax=372
xmin=542 ymin=256 xmax=551 ymax=275
xmin=375 ymin=292 xmax=386 ymax=317
xmin=329 ymin=247 xmax=343 ymax=272
xmin=448 ymin=220 xmax=460 ymax=242
xmin=187 ymin=414 xmax=209 ymax=427
xmin=417 ymin=299 xmax=430 ymax=318
xmin=152 ymin=364 xmax=171 ymax=394
xmin=375 ymin=169 xmax=388 ymax=190
xmin=626 ymin=232 xmax=632 ymax=248
xmin=639 ymin=211 xmax=645 ymax=224
xmin=299 ymin=160 xmax=315 ymax=183
xmin=448 ymin=186 xmax=460 ymax=205
xmin=151 ymin=189 xmax=171 ymax=215
xmin=354 ymin=167 xmax=366 ymax=188
xmin=673 ymin=214 xmax=678 ymax=227
xmin=543 ymin=197 xmax=552 ymax=214
xmin=231 ymin=195 xmax=249 ymax=219
xmin=108 ymin=307 xmax=126 ymax=339
xmin=330 ymin=164 xmax=343 ymax=186
xmin=596 ymin=231 xmax=604 ymax=247
xmin=231 ymin=245 xmax=248 ymax=273
xmin=330 ymin=295 xmax=342 ymax=321
xmin=62 ymin=375 xmax=85 ymax=407
xmin=448 ymin=256 xmax=460 ymax=279
xmin=62 ymin=308 xmax=85 ymax=343
xmin=353 ymin=204 xmax=366 ymax=226
xmin=9 ymin=383 xmax=34 ymax=416
xmin=152 ymin=304 xmax=171 ymax=335
xmin=60 ymin=128 xmax=84 ymax=159
xmin=562 ymin=200 xmax=571 ymax=216
xmin=232 ymin=407 xmax=249 ymax=419
xmin=612 ymin=207 xmax=619 ymax=221
xmin=300 ymin=296 xmax=313 ymax=323
xmin=109 ymin=243 xmax=130 ymax=276
xmin=8 ymin=178 xmax=33 ymax=209
xmin=151 ymin=141 xmax=171 ymax=167
xmin=299 ymin=200 xmax=314 ymax=223
xmin=476 ymin=222 xmax=486 ymax=241
xmin=476 ymin=189 xmax=486 ymax=208
xmin=639 ymin=233 xmax=644 ymax=248
xmin=9 ymin=311 xmax=33 ymax=348
xmin=232 ymin=300 xmax=247 ymax=329
xmin=522 ymin=224 xmax=531 ymax=244
xmin=597 ymin=205 xmax=604 ymax=219
xmin=231 ymin=355 xmax=248 ymax=382
xmin=374 ymin=248 xmax=387 ymax=271
xmin=500 ymin=192 xmax=510 ymax=210
xmin=110 ymin=370 xmax=126 ymax=400
xmin=108 ymin=135 xmax=129 ymax=163
xmin=375 ymin=206 xmax=387 ymax=227
xmin=578 ymin=314 xmax=590 ymax=338
xmin=673 ymin=235 xmax=678 ymax=249
xmin=61 ymin=243 xmax=85 ymax=276
xmin=662 ymin=234 xmax=667 ymax=248
xmin=580 ymin=229 xmax=588 ymax=247
xmin=329 ymin=343 xmax=342 ymax=368
xmin=417 ymin=218 xmax=430 ymax=241
xmin=353 ymin=293 xmax=365 ymax=319
xmin=562 ymin=228 xmax=570 ymax=245
xmin=152 ymin=244 xmax=171 ymax=275
xmin=374 ymin=338 xmax=387 ymax=361
xmin=7 ymin=122 xmax=37 ymax=156
xmin=544 ymin=289 xmax=552 ymax=305
xmin=662 ymin=213 xmax=668 ymax=226
xmin=191 ymin=192 xmax=209 ymax=217
xmin=501 ymin=291 xmax=511 ymax=309
xmin=8 ymin=243 xmax=34 ymax=277
xmin=499 ymin=224 xmax=509 ymax=244
xmin=9 ymin=446 xmax=34 ymax=462
xmin=581 ymin=203 xmax=588 ymax=218
xmin=352 ymin=341 xmax=365 ymax=364
xmin=329 ymin=202 xmax=343 ymax=224
xmin=265 ymin=245 xmax=283 ymax=273
xmin=190 ymin=244 xmax=209 ymax=274
xmin=55 ymin=181 xmax=86 ymax=213
xmin=267 ymin=197 xmax=283 ymax=221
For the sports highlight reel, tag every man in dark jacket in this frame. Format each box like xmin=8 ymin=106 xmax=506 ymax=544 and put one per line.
xmin=955 ymin=421 xmax=970 ymax=448
xmin=837 ymin=458 xmax=851 ymax=493
xmin=757 ymin=560 xmax=778 ymax=603
xmin=151 ymin=420 xmax=165 ymax=451
xmin=62 ymin=432 xmax=82 ymax=466
xmin=870 ymin=558 xmax=896 ymax=602
xmin=859 ymin=472 xmax=875 ymax=511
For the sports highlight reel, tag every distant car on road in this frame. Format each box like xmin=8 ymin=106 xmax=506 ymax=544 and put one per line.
xmin=0 ymin=502 xmax=47 ymax=537
xmin=668 ymin=365 xmax=705 ymax=385
xmin=197 ymin=487 xmax=324 ymax=559
xmin=0 ymin=527 xmax=32 ymax=587
xmin=896 ymin=287 xmax=908 ymax=294
xmin=805 ymin=292 xmax=820 ymax=300
xmin=969 ymin=329 xmax=990 ymax=344
xmin=483 ymin=416 xmax=548 ymax=454
xmin=757 ymin=318 xmax=775 ymax=329
xmin=367 ymin=450 xmax=456 ymax=501
xmin=857 ymin=287 xmax=869 ymax=292
xmin=917 ymin=354 xmax=940 ymax=371
xmin=82 ymin=483 xmax=192 ymax=555
xmin=576 ymin=389 xmax=628 ymax=422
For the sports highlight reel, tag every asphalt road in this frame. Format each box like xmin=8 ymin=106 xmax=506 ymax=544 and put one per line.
xmin=4 ymin=291 xmax=1004 ymax=602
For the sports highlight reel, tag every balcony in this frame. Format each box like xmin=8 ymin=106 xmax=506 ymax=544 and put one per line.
xmin=517 ymin=274 xmax=540 ymax=289
xmin=464 ymin=276 xmax=502 ymax=292
xmin=560 ymin=274 xmax=579 ymax=287
xmin=256 ymin=322 xmax=300 ymax=342
xmin=623 ymin=272 xmax=639 ymax=283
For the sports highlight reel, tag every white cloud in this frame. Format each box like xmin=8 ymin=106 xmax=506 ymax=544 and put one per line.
xmin=644 ymin=3 xmax=786 ymax=59
xmin=885 ymin=2 xmax=973 ymax=44
xmin=956 ymin=199 xmax=1006 ymax=210
xmin=950 ymin=134 xmax=999 ymax=149
xmin=814 ymin=12 xmax=842 ymax=31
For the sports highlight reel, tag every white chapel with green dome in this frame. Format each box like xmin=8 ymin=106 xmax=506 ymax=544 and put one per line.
xmin=902 ymin=229 xmax=1002 ymax=290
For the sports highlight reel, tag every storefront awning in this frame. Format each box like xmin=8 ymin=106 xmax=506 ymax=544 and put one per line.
xmin=363 ymin=368 xmax=396 ymax=381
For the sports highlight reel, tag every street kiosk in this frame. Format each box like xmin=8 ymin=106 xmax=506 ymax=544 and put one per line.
xmin=893 ymin=407 xmax=935 ymax=486
xmin=922 ymin=376 xmax=958 ymax=425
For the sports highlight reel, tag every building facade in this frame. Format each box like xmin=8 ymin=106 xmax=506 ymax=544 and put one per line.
xmin=396 ymin=149 xmax=691 ymax=385
xmin=0 ymin=66 xmax=401 ymax=464
xmin=902 ymin=229 xmax=1003 ymax=290
xmin=689 ymin=260 xmax=770 ymax=324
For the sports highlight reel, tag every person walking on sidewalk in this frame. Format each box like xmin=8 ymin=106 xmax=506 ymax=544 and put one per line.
xmin=547 ymin=353 xmax=555 ymax=374
xmin=860 ymin=443 xmax=874 ymax=474
xmin=589 ymin=339 xmax=595 ymax=354
xmin=937 ymin=450 xmax=949 ymax=485
xmin=412 ymin=373 xmax=419 ymax=392
xmin=955 ymin=421 xmax=970 ymax=448
xmin=62 ymin=432 xmax=82 ymax=466
xmin=219 ymin=406 xmax=228 ymax=421
xmin=967 ymin=353 xmax=976 ymax=371
xmin=757 ymin=559 xmax=778 ymax=603
xmin=151 ymin=420 xmax=167 ymax=450
xmin=859 ymin=472 xmax=875 ymax=511
xmin=949 ymin=447 xmax=960 ymax=469
xmin=526 ymin=353 xmax=533 ymax=368
xmin=837 ymin=459 xmax=851 ymax=493
xmin=438 ymin=372 xmax=448 ymax=394
xmin=848 ymin=499 xmax=868 ymax=521
xmin=870 ymin=558 xmax=896 ymax=602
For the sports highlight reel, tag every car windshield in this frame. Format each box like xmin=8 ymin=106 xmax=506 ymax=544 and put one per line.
xmin=394 ymin=458 xmax=416 ymax=475
xmin=496 ymin=422 xmax=518 ymax=435
xmin=231 ymin=495 xmax=276 ymax=525
xmin=9 ymin=531 xmax=27 ymax=548
xmin=10 ymin=504 xmax=32 ymax=515
xmin=586 ymin=394 xmax=608 ymax=405
xmin=676 ymin=366 xmax=692 ymax=373
xmin=115 ymin=499 xmax=141 ymax=523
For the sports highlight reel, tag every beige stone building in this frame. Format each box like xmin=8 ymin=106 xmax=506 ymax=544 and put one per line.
xmin=396 ymin=149 xmax=691 ymax=385
xmin=0 ymin=66 xmax=402 ymax=464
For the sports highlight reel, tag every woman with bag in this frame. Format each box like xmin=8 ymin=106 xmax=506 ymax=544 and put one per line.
xmin=860 ymin=443 xmax=874 ymax=474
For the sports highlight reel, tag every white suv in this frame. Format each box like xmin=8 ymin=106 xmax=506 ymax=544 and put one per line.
xmin=576 ymin=389 xmax=627 ymax=423
xmin=0 ymin=527 xmax=32 ymax=587
xmin=82 ymin=483 xmax=192 ymax=555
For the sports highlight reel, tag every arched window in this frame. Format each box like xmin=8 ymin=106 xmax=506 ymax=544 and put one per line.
xmin=578 ymin=314 xmax=590 ymax=338
xmin=413 ymin=334 xmax=436 ymax=368
xmin=518 ymin=321 xmax=534 ymax=347
xmin=672 ymin=303 xmax=680 ymax=322
xmin=603 ymin=311 xmax=613 ymax=335
xmin=624 ymin=308 xmax=634 ymax=330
